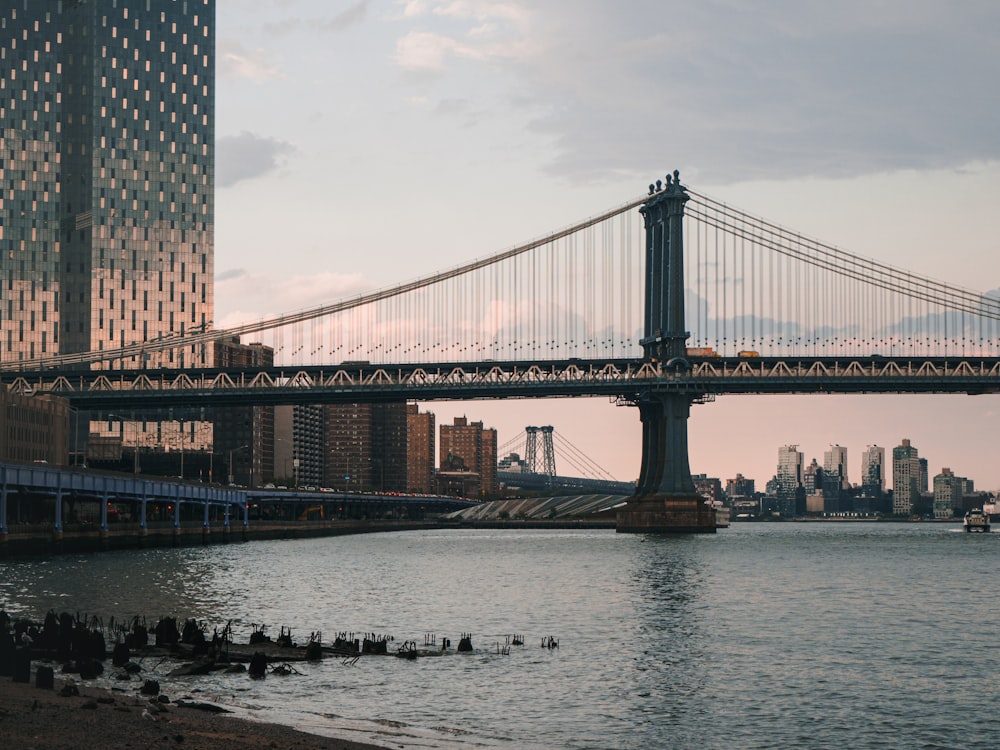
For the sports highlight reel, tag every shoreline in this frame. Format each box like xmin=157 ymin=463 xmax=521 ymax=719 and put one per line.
xmin=0 ymin=668 xmax=390 ymax=750
xmin=0 ymin=519 xmax=615 ymax=559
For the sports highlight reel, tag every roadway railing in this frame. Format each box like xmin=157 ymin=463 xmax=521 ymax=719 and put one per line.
xmin=2 ymin=356 xmax=1000 ymax=408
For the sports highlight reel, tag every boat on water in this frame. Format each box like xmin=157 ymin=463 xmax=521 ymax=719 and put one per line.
xmin=964 ymin=508 xmax=990 ymax=533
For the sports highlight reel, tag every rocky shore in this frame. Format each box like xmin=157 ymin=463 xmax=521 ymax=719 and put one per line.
xmin=0 ymin=674 xmax=388 ymax=750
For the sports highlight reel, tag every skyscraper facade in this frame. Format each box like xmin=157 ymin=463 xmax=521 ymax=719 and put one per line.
xmin=440 ymin=416 xmax=498 ymax=496
xmin=213 ymin=337 xmax=273 ymax=486
xmin=2 ymin=0 xmax=215 ymax=366
xmin=822 ymin=444 xmax=848 ymax=513
xmin=406 ymin=403 xmax=435 ymax=494
xmin=324 ymin=403 xmax=408 ymax=493
xmin=775 ymin=445 xmax=803 ymax=501
xmin=892 ymin=438 xmax=921 ymax=516
xmin=932 ymin=467 xmax=965 ymax=519
xmin=861 ymin=445 xmax=885 ymax=497
xmin=823 ymin=445 xmax=848 ymax=490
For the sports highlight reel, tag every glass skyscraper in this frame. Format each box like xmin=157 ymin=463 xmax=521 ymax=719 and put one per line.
xmin=1 ymin=0 xmax=214 ymax=368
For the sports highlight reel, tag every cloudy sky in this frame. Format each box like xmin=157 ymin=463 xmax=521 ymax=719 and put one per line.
xmin=212 ymin=0 xmax=1000 ymax=491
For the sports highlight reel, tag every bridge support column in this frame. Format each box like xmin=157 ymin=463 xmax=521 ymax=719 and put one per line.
xmin=618 ymin=171 xmax=715 ymax=534
xmin=617 ymin=392 xmax=715 ymax=534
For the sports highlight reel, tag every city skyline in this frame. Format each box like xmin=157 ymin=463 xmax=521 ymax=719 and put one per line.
xmin=206 ymin=2 xmax=1000 ymax=491
xmin=4 ymin=2 xmax=999 ymax=490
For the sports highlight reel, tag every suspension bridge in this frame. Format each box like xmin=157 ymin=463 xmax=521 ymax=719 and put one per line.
xmin=4 ymin=171 xmax=1000 ymax=532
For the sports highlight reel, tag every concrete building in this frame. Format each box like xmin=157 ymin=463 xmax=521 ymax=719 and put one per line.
xmin=0 ymin=391 xmax=70 ymax=465
xmin=775 ymin=445 xmax=803 ymax=505
xmin=272 ymin=405 xmax=295 ymax=485
xmin=803 ymin=457 xmax=822 ymax=494
xmin=861 ymin=445 xmax=885 ymax=496
xmin=406 ymin=404 xmax=435 ymax=494
xmin=892 ymin=439 xmax=921 ymax=516
xmin=725 ymin=473 xmax=755 ymax=498
xmin=693 ymin=474 xmax=724 ymax=503
xmin=439 ymin=416 xmax=497 ymax=497
xmin=293 ymin=405 xmax=324 ymax=488
xmin=212 ymin=338 xmax=273 ymax=487
xmin=932 ymin=468 xmax=966 ymax=519
xmin=822 ymin=444 xmax=849 ymax=513
xmin=324 ymin=403 xmax=407 ymax=493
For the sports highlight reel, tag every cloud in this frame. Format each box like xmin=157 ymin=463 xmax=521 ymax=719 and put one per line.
xmin=393 ymin=1 xmax=533 ymax=72
xmin=215 ymin=271 xmax=371 ymax=329
xmin=390 ymin=0 xmax=1000 ymax=184
xmin=218 ymin=39 xmax=282 ymax=81
xmin=216 ymin=268 xmax=248 ymax=282
xmin=217 ymin=132 xmax=297 ymax=188
xmin=263 ymin=0 xmax=370 ymax=35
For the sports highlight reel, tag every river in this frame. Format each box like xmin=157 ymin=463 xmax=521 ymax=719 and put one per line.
xmin=1 ymin=522 xmax=997 ymax=749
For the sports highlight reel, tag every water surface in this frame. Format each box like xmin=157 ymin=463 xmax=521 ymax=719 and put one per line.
xmin=1 ymin=523 xmax=997 ymax=749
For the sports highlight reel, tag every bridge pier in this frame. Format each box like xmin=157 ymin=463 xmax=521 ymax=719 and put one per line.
xmin=617 ymin=171 xmax=715 ymax=534
xmin=617 ymin=392 xmax=716 ymax=533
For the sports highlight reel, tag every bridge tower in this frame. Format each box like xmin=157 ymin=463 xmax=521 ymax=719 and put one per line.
xmin=524 ymin=426 xmax=556 ymax=477
xmin=617 ymin=171 xmax=716 ymax=534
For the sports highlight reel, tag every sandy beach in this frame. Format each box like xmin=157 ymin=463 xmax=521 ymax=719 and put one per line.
xmin=0 ymin=670 xmax=389 ymax=750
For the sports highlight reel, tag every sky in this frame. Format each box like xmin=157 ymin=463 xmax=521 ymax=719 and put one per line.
xmin=211 ymin=0 xmax=1000 ymax=491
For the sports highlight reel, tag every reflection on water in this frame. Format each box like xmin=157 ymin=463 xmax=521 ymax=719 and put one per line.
xmin=2 ymin=524 xmax=999 ymax=749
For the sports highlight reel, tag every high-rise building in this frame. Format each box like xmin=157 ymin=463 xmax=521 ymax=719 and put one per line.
xmin=823 ymin=445 xmax=848 ymax=490
xmin=932 ymin=467 xmax=965 ymax=519
xmin=803 ymin=457 xmax=821 ymax=493
xmin=213 ymin=337 xmax=273 ymax=487
xmin=294 ymin=405 xmax=324 ymax=488
xmin=892 ymin=439 xmax=921 ymax=516
xmin=725 ymin=473 xmax=755 ymax=498
xmin=3 ymin=1 xmax=216 ymax=469
xmin=265 ymin=405 xmax=322 ymax=488
xmin=406 ymin=404 xmax=435 ymax=494
xmin=0 ymin=391 xmax=70 ymax=464
xmin=440 ymin=416 xmax=497 ymax=497
xmin=861 ymin=445 xmax=885 ymax=497
xmin=775 ymin=445 xmax=803 ymax=501
xmin=324 ymin=403 xmax=407 ymax=493
xmin=272 ymin=405 xmax=295 ymax=484
xmin=822 ymin=444 xmax=848 ymax=513
xmin=2 ymin=0 xmax=215 ymax=366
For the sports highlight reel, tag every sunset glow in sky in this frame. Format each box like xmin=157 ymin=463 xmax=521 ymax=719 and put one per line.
xmin=212 ymin=1 xmax=1000 ymax=490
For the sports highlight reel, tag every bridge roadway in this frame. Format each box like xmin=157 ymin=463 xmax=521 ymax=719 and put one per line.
xmin=3 ymin=356 xmax=1000 ymax=409
xmin=0 ymin=461 xmax=476 ymax=543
